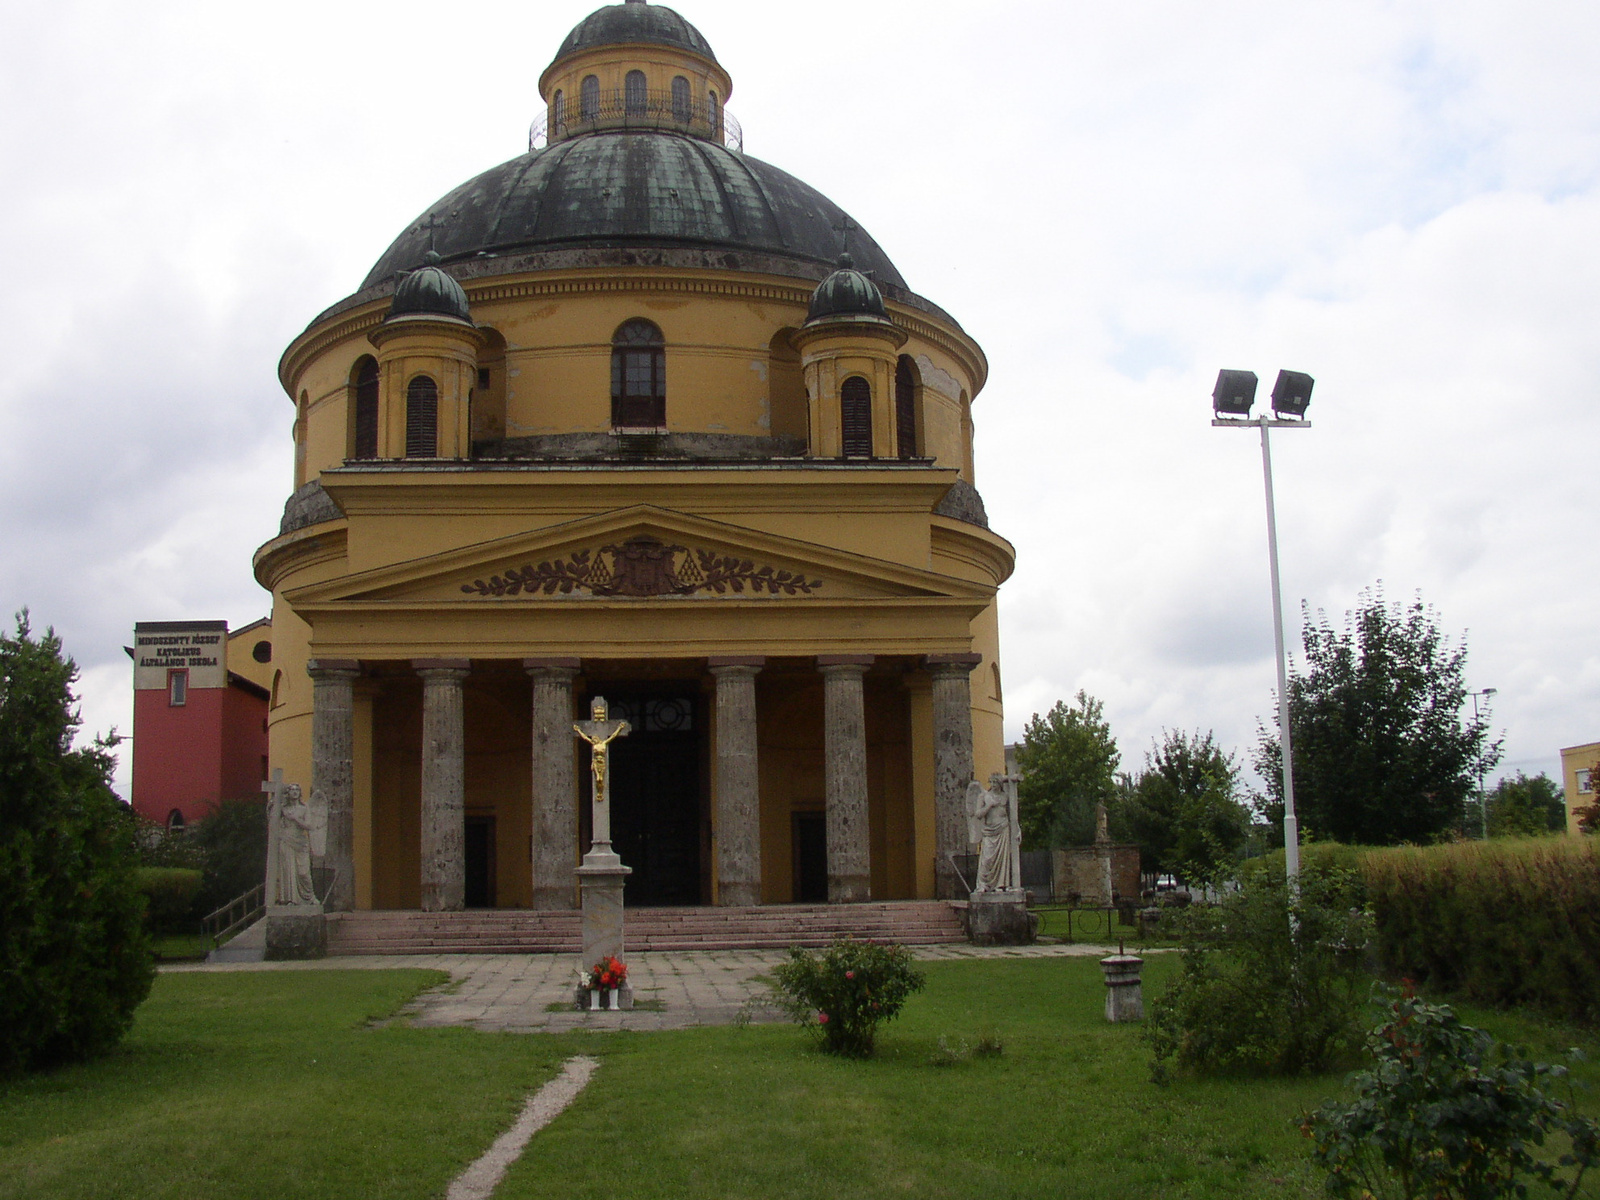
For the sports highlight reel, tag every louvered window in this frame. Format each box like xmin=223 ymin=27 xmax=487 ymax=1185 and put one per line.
xmin=895 ymin=356 xmax=917 ymax=458
xmin=581 ymin=75 xmax=600 ymax=120
xmin=552 ymin=90 xmax=566 ymax=136
xmin=625 ymin=71 xmax=647 ymax=115
xmin=672 ymin=76 xmax=691 ymax=122
xmin=611 ymin=319 xmax=666 ymax=428
xmin=353 ymin=357 xmax=379 ymax=459
xmin=841 ymin=376 xmax=872 ymax=458
xmin=406 ymin=375 xmax=438 ymax=458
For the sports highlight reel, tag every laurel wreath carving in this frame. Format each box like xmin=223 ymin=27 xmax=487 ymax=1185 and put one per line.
xmin=460 ymin=537 xmax=823 ymax=598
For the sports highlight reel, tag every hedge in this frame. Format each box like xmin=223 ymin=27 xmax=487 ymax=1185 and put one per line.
xmin=133 ymin=867 xmax=204 ymax=934
xmin=1361 ymin=838 xmax=1600 ymax=1023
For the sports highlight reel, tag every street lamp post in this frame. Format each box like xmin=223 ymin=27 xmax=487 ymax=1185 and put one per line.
xmin=1468 ymin=687 xmax=1498 ymax=837
xmin=1213 ymin=369 xmax=1314 ymax=893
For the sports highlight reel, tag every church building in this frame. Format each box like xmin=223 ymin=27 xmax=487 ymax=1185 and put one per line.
xmin=257 ymin=0 xmax=1012 ymax=926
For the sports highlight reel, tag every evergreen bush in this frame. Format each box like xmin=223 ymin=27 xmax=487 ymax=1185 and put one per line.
xmin=1147 ymin=859 xmax=1372 ymax=1078
xmin=0 ymin=613 xmax=153 ymax=1074
xmin=1363 ymin=838 xmax=1600 ymax=1023
xmin=191 ymin=798 xmax=268 ymax=915
xmin=772 ymin=938 xmax=925 ymax=1058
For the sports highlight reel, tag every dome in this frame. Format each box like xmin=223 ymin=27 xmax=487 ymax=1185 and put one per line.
xmin=360 ymin=132 xmax=906 ymax=293
xmin=388 ymin=251 xmax=473 ymax=323
xmin=549 ymin=1 xmax=716 ymax=71
xmin=806 ymin=254 xmax=888 ymax=322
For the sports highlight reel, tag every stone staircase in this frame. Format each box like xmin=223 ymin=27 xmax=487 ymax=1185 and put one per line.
xmin=325 ymin=900 xmax=967 ymax=956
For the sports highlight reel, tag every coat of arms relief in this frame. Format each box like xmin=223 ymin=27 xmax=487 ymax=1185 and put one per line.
xmin=460 ymin=535 xmax=824 ymax=598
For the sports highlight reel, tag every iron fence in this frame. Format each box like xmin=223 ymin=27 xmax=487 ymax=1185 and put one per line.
xmin=529 ymin=88 xmax=743 ymax=152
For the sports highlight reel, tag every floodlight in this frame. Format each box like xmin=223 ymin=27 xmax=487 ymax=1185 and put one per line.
xmin=1270 ymin=370 xmax=1314 ymax=418
xmin=1212 ymin=369 xmax=1257 ymax=416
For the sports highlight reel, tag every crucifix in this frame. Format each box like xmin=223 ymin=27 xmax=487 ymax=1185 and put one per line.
xmin=832 ymin=214 xmax=858 ymax=259
xmin=573 ymin=696 xmax=631 ymax=863
xmin=415 ymin=210 xmax=456 ymax=256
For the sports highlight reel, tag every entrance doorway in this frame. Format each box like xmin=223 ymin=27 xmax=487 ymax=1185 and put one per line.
xmin=464 ymin=815 xmax=497 ymax=908
xmin=594 ymin=689 xmax=703 ymax=906
xmin=792 ymin=811 xmax=827 ymax=902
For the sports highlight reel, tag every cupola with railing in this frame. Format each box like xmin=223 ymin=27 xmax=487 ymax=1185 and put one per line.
xmin=532 ymin=0 xmax=740 ymax=151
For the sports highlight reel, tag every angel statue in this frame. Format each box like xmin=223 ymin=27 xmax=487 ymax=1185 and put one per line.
xmin=965 ymin=773 xmax=1021 ymax=893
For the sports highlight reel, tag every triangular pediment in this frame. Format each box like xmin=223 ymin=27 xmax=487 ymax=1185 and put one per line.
xmin=284 ymin=506 xmax=990 ymax=606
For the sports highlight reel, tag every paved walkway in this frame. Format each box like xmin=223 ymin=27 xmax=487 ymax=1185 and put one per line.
xmin=162 ymin=942 xmax=1124 ymax=1033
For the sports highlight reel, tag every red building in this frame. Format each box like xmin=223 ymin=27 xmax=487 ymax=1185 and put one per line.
xmin=129 ymin=619 xmax=273 ymax=830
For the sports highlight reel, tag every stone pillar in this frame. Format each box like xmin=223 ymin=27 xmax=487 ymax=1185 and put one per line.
xmin=415 ymin=659 xmax=470 ymax=913
xmin=927 ymin=653 xmax=982 ymax=900
xmin=817 ymin=655 xmax=873 ymax=903
xmin=709 ymin=657 xmax=764 ymax=907
xmin=307 ymin=659 xmax=360 ymax=913
xmin=525 ymin=658 xmax=581 ymax=910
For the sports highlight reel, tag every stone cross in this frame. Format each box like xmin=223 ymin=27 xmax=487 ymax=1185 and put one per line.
xmin=573 ymin=697 xmax=631 ymax=862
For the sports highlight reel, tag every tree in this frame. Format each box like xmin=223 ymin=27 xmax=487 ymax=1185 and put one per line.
xmin=1485 ymin=771 xmax=1566 ymax=837
xmin=1124 ymin=729 xmax=1249 ymax=885
xmin=1253 ymin=589 xmax=1501 ymax=846
xmin=1015 ymin=691 xmax=1120 ymax=849
xmin=191 ymin=798 xmax=269 ymax=915
xmin=0 ymin=613 xmax=153 ymax=1074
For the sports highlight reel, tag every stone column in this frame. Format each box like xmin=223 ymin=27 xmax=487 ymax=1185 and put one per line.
xmin=525 ymin=658 xmax=581 ymax=910
xmin=307 ymin=659 xmax=360 ymax=913
xmin=927 ymin=653 xmax=983 ymax=900
xmin=415 ymin=659 xmax=470 ymax=913
xmin=709 ymin=657 xmax=764 ymax=907
xmin=817 ymin=655 xmax=873 ymax=903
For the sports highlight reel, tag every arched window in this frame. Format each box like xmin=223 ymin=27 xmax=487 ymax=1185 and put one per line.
xmin=552 ymin=89 xmax=565 ymax=136
xmin=895 ymin=356 xmax=918 ymax=458
xmin=671 ymin=75 xmax=691 ymax=122
xmin=708 ymin=90 xmax=721 ymax=139
xmin=611 ymin=319 xmax=666 ymax=428
xmin=406 ymin=375 xmax=438 ymax=458
xmin=580 ymin=75 xmax=600 ymax=120
xmin=625 ymin=70 xmax=647 ymax=115
xmin=840 ymin=376 xmax=872 ymax=458
xmin=167 ymin=809 xmax=186 ymax=833
xmin=352 ymin=356 xmax=379 ymax=459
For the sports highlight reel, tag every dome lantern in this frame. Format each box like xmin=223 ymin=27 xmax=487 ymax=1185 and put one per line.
xmin=805 ymin=253 xmax=890 ymax=325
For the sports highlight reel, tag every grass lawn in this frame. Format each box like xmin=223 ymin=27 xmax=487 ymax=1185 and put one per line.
xmin=2 ymin=957 xmax=1595 ymax=1200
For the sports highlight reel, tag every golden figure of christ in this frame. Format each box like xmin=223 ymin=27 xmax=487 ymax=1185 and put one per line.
xmin=573 ymin=696 xmax=631 ymax=853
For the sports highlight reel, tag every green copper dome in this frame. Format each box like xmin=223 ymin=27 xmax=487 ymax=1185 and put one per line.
xmin=806 ymin=254 xmax=888 ymax=322
xmin=388 ymin=252 xmax=473 ymax=323
xmin=549 ymin=1 xmax=716 ymax=72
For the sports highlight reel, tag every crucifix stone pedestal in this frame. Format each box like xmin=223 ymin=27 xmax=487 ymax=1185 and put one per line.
xmin=573 ymin=697 xmax=634 ymax=1009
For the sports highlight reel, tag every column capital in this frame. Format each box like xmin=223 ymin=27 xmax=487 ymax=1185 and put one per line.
xmin=924 ymin=652 xmax=983 ymax=675
xmin=524 ymin=657 xmax=582 ymax=674
xmin=709 ymin=656 xmax=765 ymax=674
xmin=817 ymin=654 xmax=874 ymax=673
xmin=413 ymin=658 xmax=471 ymax=680
xmin=307 ymin=659 xmax=361 ymax=679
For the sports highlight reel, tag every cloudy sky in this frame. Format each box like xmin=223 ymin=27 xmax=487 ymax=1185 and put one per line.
xmin=3 ymin=0 xmax=1596 ymax=799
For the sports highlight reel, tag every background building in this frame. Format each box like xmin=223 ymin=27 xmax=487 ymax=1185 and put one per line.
xmin=1559 ymin=741 xmax=1598 ymax=832
xmin=257 ymin=0 xmax=1011 ymax=917
xmin=129 ymin=619 xmax=272 ymax=829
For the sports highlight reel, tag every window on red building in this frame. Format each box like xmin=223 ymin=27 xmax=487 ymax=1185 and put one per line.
xmin=168 ymin=669 xmax=188 ymax=707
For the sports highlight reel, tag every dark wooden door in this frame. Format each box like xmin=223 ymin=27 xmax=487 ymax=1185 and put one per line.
xmin=603 ymin=692 xmax=702 ymax=906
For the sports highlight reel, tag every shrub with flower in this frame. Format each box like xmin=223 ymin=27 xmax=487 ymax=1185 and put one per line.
xmin=582 ymin=956 xmax=627 ymax=992
xmin=771 ymin=938 xmax=925 ymax=1058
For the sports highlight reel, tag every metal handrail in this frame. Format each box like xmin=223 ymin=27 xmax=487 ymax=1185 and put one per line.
xmin=529 ymin=88 xmax=743 ymax=153
xmin=202 ymin=883 xmax=265 ymax=947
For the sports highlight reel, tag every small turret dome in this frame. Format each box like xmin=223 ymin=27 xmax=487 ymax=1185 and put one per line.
xmin=806 ymin=254 xmax=889 ymax=323
xmin=549 ymin=1 xmax=716 ymax=73
xmin=388 ymin=252 xmax=472 ymax=324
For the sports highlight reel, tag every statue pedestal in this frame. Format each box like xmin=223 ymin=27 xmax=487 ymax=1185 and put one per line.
xmin=264 ymin=904 xmax=325 ymax=960
xmin=576 ymin=851 xmax=631 ymax=969
xmin=965 ymin=889 xmax=1035 ymax=946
